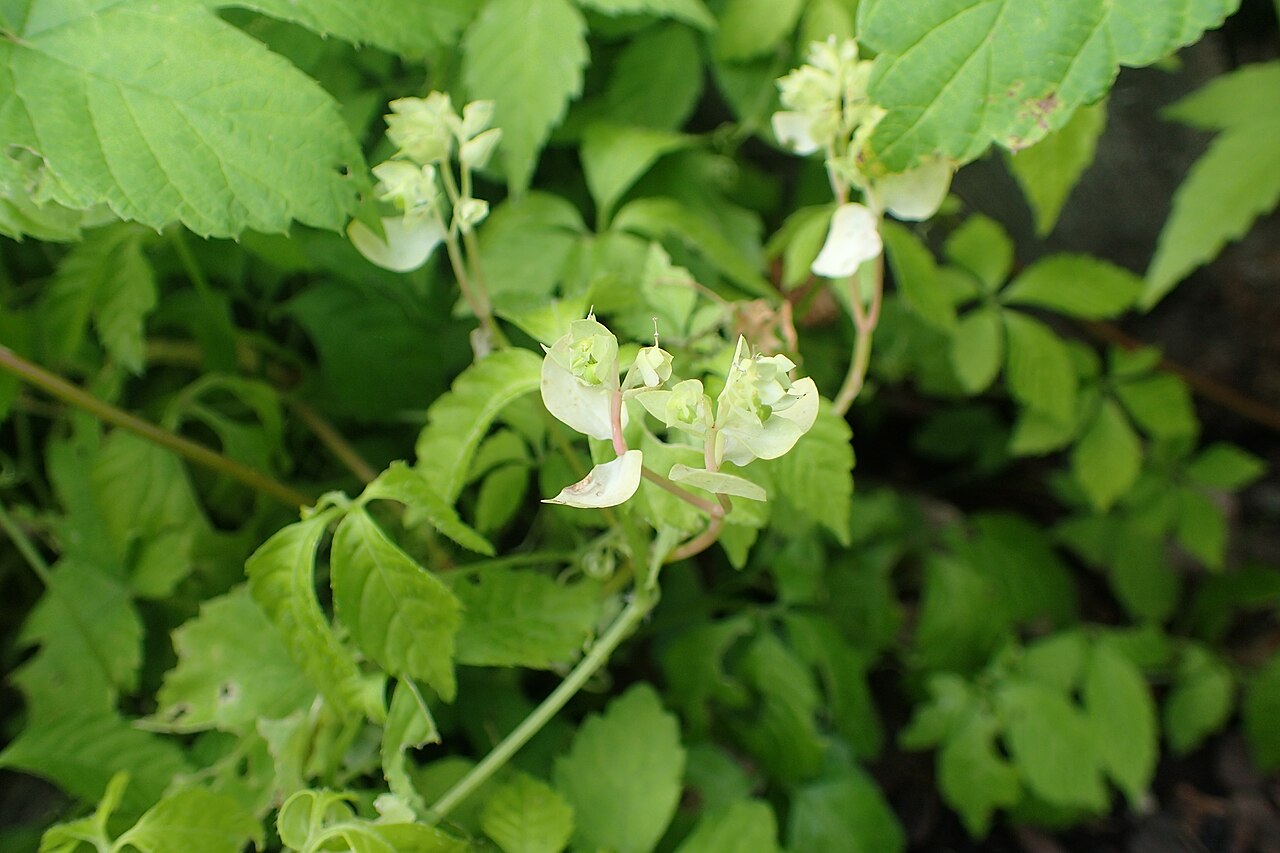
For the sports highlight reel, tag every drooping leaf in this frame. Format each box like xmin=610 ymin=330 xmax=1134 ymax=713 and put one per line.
xmin=576 ymin=0 xmax=715 ymax=30
xmin=1002 ymin=255 xmax=1143 ymax=320
xmin=382 ymin=680 xmax=439 ymax=814
xmin=481 ymin=771 xmax=575 ymax=853
xmin=113 ymin=784 xmax=264 ymax=853
xmin=1072 ymin=399 xmax=1142 ymax=512
xmin=462 ymin=0 xmax=589 ymax=193
xmin=362 ymin=462 xmax=495 ymax=556
xmin=675 ymin=799 xmax=780 ymax=853
xmin=246 ymin=511 xmax=385 ymax=722
xmin=1085 ymin=644 xmax=1157 ymax=805
xmin=415 ymin=349 xmax=543 ymax=503
xmin=450 ymin=567 xmax=601 ymax=669
xmin=150 ymin=585 xmax=314 ymax=733
xmin=554 ymin=684 xmax=686 ymax=853
xmin=39 ymin=224 xmax=156 ymax=373
xmin=209 ymin=0 xmax=474 ymax=56
xmin=331 ymin=509 xmax=463 ymax=701
xmin=1007 ymin=100 xmax=1108 ymax=235
xmin=0 ymin=0 xmax=363 ymax=237
xmin=858 ymin=0 xmax=1240 ymax=171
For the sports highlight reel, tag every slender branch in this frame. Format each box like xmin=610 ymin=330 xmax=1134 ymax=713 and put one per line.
xmin=833 ymin=252 xmax=885 ymax=416
xmin=664 ymin=514 xmax=724 ymax=563
xmin=438 ymin=165 xmax=505 ymax=349
xmin=0 ymin=345 xmax=314 ymax=509
xmin=0 ymin=501 xmax=53 ymax=586
xmin=640 ymin=466 xmax=722 ymax=517
xmin=288 ymin=399 xmax=378 ymax=484
xmin=426 ymin=586 xmax=659 ymax=822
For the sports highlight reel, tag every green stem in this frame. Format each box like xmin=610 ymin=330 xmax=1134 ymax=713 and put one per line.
xmin=0 ymin=345 xmax=314 ymax=509
xmin=438 ymin=165 xmax=506 ymax=350
xmin=426 ymin=585 xmax=658 ymax=822
xmin=0 ymin=500 xmax=53 ymax=586
xmin=833 ymin=252 xmax=884 ymax=416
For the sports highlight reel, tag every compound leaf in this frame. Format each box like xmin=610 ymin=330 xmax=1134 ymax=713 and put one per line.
xmin=1072 ymin=399 xmax=1142 ymax=512
xmin=1085 ymin=643 xmax=1157 ymax=805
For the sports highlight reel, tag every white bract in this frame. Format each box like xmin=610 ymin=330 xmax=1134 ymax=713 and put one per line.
xmin=714 ymin=337 xmax=819 ymax=467
xmin=346 ymin=215 xmax=445 ymax=273
xmin=811 ymin=202 xmax=882 ymax=278
xmin=541 ymin=316 xmax=623 ymax=442
xmin=543 ymin=450 xmax=644 ymax=508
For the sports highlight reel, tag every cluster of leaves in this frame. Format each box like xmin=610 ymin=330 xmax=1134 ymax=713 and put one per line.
xmin=1 ymin=1 xmax=1278 ymax=852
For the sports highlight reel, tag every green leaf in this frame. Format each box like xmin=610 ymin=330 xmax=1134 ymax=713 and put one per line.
xmin=1243 ymin=652 xmax=1280 ymax=769
xmin=1072 ymin=399 xmax=1142 ymax=512
xmin=592 ymin=24 xmax=705 ymax=131
xmin=363 ymin=462 xmax=495 ymax=556
xmin=714 ymin=0 xmax=806 ymax=60
xmin=1143 ymin=117 xmax=1280 ymax=307
xmin=554 ymin=684 xmax=686 ymax=853
xmin=0 ymin=1 xmax=362 ymax=237
xmin=768 ymin=204 xmax=834 ymax=290
xmin=944 ymin=215 xmax=1013 ymax=292
xmin=1109 ymin=532 xmax=1180 ymax=623
xmin=882 ymin=221 xmax=957 ymax=330
xmin=415 ymin=349 xmax=543 ymax=504
xmin=761 ymin=403 xmax=854 ymax=545
xmin=463 ymin=0 xmax=589 ymax=193
xmin=962 ymin=514 xmax=1077 ymax=628
xmin=1185 ymin=443 xmax=1267 ymax=490
xmin=481 ymin=772 xmax=575 ymax=853
xmin=383 ymin=680 xmax=439 ymax=814
xmin=660 ymin=617 xmax=754 ymax=733
xmin=938 ymin=710 xmax=1020 ymax=837
xmin=1002 ymin=311 xmax=1077 ymax=424
xmin=451 ymin=568 xmax=600 ymax=669
xmin=1085 ymin=644 xmax=1157 ymax=805
xmin=1162 ymin=62 xmax=1280 ymax=131
xmin=733 ymin=633 xmax=826 ymax=784
xmin=1002 ymin=255 xmax=1143 ymax=320
xmin=613 ymin=197 xmax=773 ymax=296
xmin=480 ymin=192 xmax=586 ymax=309
xmin=40 ymin=224 xmax=156 ymax=373
xmin=475 ymin=464 xmax=531 ymax=536
xmin=0 ymin=711 xmax=188 ymax=821
xmin=1115 ymin=374 xmax=1197 ymax=440
xmin=331 ymin=509 xmax=463 ymax=701
xmin=859 ymin=0 xmax=1240 ymax=171
xmin=151 ymin=585 xmax=314 ymax=733
xmin=246 ymin=512 xmax=385 ymax=722
xmin=998 ymin=680 xmax=1108 ymax=811
xmin=209 ymin=0 xmax=474 ymax=55
xmin=114 ymin=785 xmax=263 ymax=853
xmin=18 ymin=559 xmax=142 ymax=700
xmin=1165 ymin=645 xmax=1234 ymax=754
xmin=581 ymin=123 xmax=693 ymax=223
xmin=787 ymin=769 xmax=905 ymax=853
xmin=575 ymin=0 xmax=715 ymax=30
xmin=675 ymin=799 xmax=780 ymax=853
xmin=1007 ymin=101 xmax=1108 ymax=236
xmin=1176 ymin=487 xmax=1227 ymax=570
xmin=950 ymin=305 xmax=1004 ymax=394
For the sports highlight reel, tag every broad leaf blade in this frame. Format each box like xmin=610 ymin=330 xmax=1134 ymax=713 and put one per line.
xmin=581 ymin=123 xmax=693 ymax=223
xmin=210 ymin=0 xmax=474 ymax=56
xmin=363 ymin=462 xmax=495 ymax=556
xmin=331 ymin=509 xmax=463 ymax=701
xmin=481 ymin=772 xmax=575 ymax=853
xmin=576 ymin=0 xmax=715 ymax=30
xmin=1002 ymin=311 xmax=1077 ymax=424
xmin=0 ymin=1 xmax=363 ymax=237
xmin=1072 ymin=399 xmax=1142 ymax=512
xmin=114 ymin=785 xmax=263 ymax=853
xmin=1003 ymin=255 xmax=1142 ymax=320
xmin=1007 ymin=101 xmax=1107 ymax=236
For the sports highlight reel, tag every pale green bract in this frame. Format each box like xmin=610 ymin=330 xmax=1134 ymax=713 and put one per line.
xmin=715 ymin=337 xmax=819 ymax=467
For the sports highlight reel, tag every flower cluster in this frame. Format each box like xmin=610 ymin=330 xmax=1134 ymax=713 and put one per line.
xmin=772 ymin=38 xmax=953 ymax=279
xmin=348 ymin=93 xmax=501 ymax=272
xmin=541 ymin=317 xmax=818 ymax=509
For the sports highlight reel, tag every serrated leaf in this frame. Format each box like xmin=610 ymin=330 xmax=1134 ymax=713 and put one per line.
xmin=383 ymin=680 xmax=439 ymax=814
xmin=1162 ymin=61 xmax=1280 ymax=131
xmin=1176 ymin=487 xmax=1227 ymax=570
xmin=787 ymin=770 xmax=905 ymax=853
xmin=415 ymin=349 xmax=543 ymax=504
xmin=18 ymin=559 xmax=142 ymax=701
xmin=1243 ymin=652 xmax=1280 ymax=769
xmin=950 ymin=305 xmax=1004 ymax=394
xmin=463 ymin=0 xmax=588 ymax=193
xmin=0 ymin=711 xmax=188 ymax=821
xmin=114 ymin=785 xmax=263 ymax=853
xmin=859 ymin=0 xmax=1240 ymax=171
xmin=613 ymin=197 xmax=773 ymax=296
xmin=554 ymin=684 xmax=686 ymax=853
xmin=331 ymin=509 xmax=463 ymax=701
xmin=481 ymin=772 xmax=575 ymax=853
xmin=480 ymin=192 xmax=586 ymax=309
xmin=715 ymin=0 xmax=806 ymax=60
xmin=576 ymin=0 xmax=715 ymax=30
xmin=938 ymin=710 xmax=1020 ymax=837
xmin=363 ymin=462 xmax=495 ymax=556
xmin=0 ymin=1 xmax=362 ymax=237
xmin=1143 ymin=118 xmax=1280 ymax=307
xmin=998 ymin=680 xmax=1108 ymax=811
xmin=1165 ymin=645 xmax=1234 ymax=754
xmin=675 ymin=799 xmax=780 ymax=853
xmin=1115 ymin=373 xmax=1197 ymax=440
xmin=944 ymin=215 xmax=1013 ymax=292
xmin=760 ymin=403 xmax=853 ymax=544
xmin=581 ymin=123 xmax=693 ymax=223
xmin=246 ymin=512 xmax=385 ymax=722
xmin=40 ymin=224 xmax=156 ymax=373
xmin=151 ymin=585 xmax=314 ymax=733
xmin=1085 ymin=644 xmax=1157 ymax=805
xmin=1072 ymin=399 xmax=1142 ymax=512
xmin=209 ymin=0 xmax=474 ymax=56
xmin=1007 ymin=100 xmax=1107 ymax=235
xmin=450 ymin=567 xmax=600 ymax=669
xmin=769 ymin=204 xmax=833 ymax=290
xmin=594 ymin=24 xmax=704 ymax=131
xmin=1003 ymin=255 xmax=1143 ymax=320
xmin=1186 ymin=443 xmax=1266 ymax=490
xmin=1002 ymin=311 xmax=1077 ymax=424
xmin=882 ymin=221 xmax=956 ymax=330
